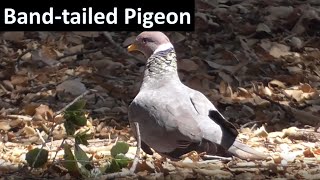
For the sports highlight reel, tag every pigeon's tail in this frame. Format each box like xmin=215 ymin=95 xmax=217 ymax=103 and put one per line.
xmin=228 ymin=140 xmax=268 ymax=160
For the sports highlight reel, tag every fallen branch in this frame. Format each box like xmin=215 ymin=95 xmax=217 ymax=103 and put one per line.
xmin=240 ymin=121 xmax=262 ymax=130
xmin=5 ymin=114 xmax=32 ymax=121
xmin=288 ymin=107 xmax=320 ymax=126
xmin=0 ymin=83 xmax=9 ymax=93
xmin=227 ymin=162 xmax=305 ymax=173
xmin=55 ymin=89 xmax=96 ymax=116
xmin=14 ymin=82 xmax=58 ymax=94
xmin=49 ymin=138 xmax=66 ymax=166
xmin=101 ymin=122 xmax=141 ymax=179
xmin=170 ymin=160 xmax=225 ymax=169
xmin=198 ymin=159 xmax=221 ymax=164
xmin=253 ymin=90 xmax=320 ymax=126
xmin=252 ymin=88 xmax=288 ymax=113
xmin=283 ymin=127 xmax=318 ymax=142
xmin=202 ymin=155 xmax=232 ymax=161
xmin=35 ymin=129 xmax=46 ymax=144
xmin=15 ymin=49 xmax=32 ymax=72
xmin=57 ymin=49 xmax=100 ymax=60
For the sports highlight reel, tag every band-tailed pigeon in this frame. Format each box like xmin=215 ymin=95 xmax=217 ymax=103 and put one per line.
xmin=127 ymin=31 xmax=267 ymax=160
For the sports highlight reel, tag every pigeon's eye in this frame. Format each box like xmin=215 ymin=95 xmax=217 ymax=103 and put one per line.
xmin=142 ymin=38 xmax=148 ymax=44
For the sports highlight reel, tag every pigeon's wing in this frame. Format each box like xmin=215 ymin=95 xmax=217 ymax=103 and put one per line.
xmin=188 ymin=89 xmax=238 ymax=148
xmin=158 ymin=96 xmax=228 ymax=157
xmin=163 ymin=100 xmax=204 ymax=142
xmin=128 ymin=93 xmax=203 ymax=156
xmin=188 ymin=90 xmax=268 ymax=160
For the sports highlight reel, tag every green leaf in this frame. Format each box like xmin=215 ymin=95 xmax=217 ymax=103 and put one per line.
xmin=75 ymin=130 xmax=90 ymax=146
xmin=25 ymin=148 xmax=48 ymax=168
xmin=78 ymin=165 xmax=91 ymax=178
xmin=105 ymin=159 xmax=121 ymax=173
xmin=114 ymin=154 xmax=132 ymax=168
xmin=64 ymin=111 xmax=87 ymax=126
xmin=73 ymin=115 xmax=87 ymax=126
xmin=110 ymin=142 xmax=129 ymax=157
xmin=63 ymin=143 xmax=79 ymax=175
xmin=64 ymin=121 xmax=76 ymax=135
xmin=74 ymin=144 xmax=90 ymax=167
xmin=76 ymin=151 xmax=91 ymax=178
xmin=64 ymin=99 xmax=87 ymax=127
xmin=66 ymin=99 xmax=86 ymax=111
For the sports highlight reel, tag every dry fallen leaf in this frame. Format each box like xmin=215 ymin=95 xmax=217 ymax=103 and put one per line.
xmin=31 ymin=46 xmax=60 ymax=66
xmin=283 ymin=89 xmax=304 ymax=101
xmin=10 ymin=75 xmax=28 ymax=86
xmin=2 ymin=32 xmax=24 ymax=42
xmin=33 ymin=104 xmax=54 ymax=121
xmin=268 ymin=79 xmax=286 ymax=89
xmin=253 ymin=126 xmax=269 ymax=137
xmin=22 ymin=126 xmax=36 ymax=136
xmin=256 ymin=23 xmax=271 ymax=34
xmin=269 ymin=43 xmax=291 ymax=58
xmin=178 ymin=59 xmax=199 ymax=72
xmin=0 ymin=121 xmax=11 ymax=131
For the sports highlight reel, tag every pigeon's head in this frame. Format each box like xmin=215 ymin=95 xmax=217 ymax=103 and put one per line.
xmin=127 ymin=31 xmax=174 ymax=58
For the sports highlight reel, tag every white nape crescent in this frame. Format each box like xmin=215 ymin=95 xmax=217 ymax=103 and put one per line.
xmin=153 ymin=43 xmax=174 ymax=54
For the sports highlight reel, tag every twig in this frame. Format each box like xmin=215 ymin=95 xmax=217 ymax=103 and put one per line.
xmin=55 ymin=89 xmax=95 ymax=116
xmin=5 ymin=114 xmax=32 ymax=121
xmin=108 ymin=133 xmax=111 ymax=145
xmin=250 ymin=123 xmax=257 ymax=132
xmin=101 ymin=122 xmax=141 ymax=179
xmin=130 ymin=122 xmax=141 ymax=173
xmin=281 ymin=33 xmax=298 ymax=42
xmin=102 ymin=32 xmax=144 ymax=63
xmin=100 ymin=169 xmax=134 ymax=180
xmin=94 ymin=73 xmax=136 ymax=82
xmin=240 ymin=121 xmax=262 ymax=129
xmin=36 ymin=129 xmax=46 ymax=144
xmin=301 ymin=35 xmax=317 ymax=47
xmin=43 ymin=138 xmax=65 ymax=178
xmin=14 ymin=82 xmax=58 ymax=94
xmin=49 ymin=138 xmax=66 ymax=165
xmin=252 ymin=85 xmax=320 ymax=126
xmin=251 ymin=83 xmax=288 ymax=113
xmin=57 ymin=49 xmax=100 ymax=60
xmin=197 ymin=159 xmax=221 ymax=164
xmin=202 ymin=155 xmax=232 ymax=161
xmin=39 ymin=121 xmax=51 ymax=135
xmin=0 ymin=83 xmax=9 ymax=93
xmin=15 ymin=49 xmax=32 ymax=72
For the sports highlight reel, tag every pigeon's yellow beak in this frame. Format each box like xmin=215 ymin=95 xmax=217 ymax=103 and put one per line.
xmin=127 ymin=43 xmax=139 ymax=52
